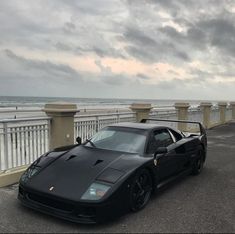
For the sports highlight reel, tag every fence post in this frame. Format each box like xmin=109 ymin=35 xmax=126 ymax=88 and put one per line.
xmin=174 ymin=103 xmax=190 ymax=131
xmin=43 ymin=103 xmax=78 ymax=150
xmin=3 ymin=122 xmax=9 ymax=170
xmin=230 ymin=102 xmax=235 ymax=120
xmin=95 ymin=116 xmax=99 ymax=132
xmin=130 ymin=103 xmax=152 ymax=122
xmin=218 ymin=102 xmax=227 ymax=124
xmin=200 ymin=102 xmax=212 ymax=129
xmin=117 ymin=113 xmax=120 ymax=123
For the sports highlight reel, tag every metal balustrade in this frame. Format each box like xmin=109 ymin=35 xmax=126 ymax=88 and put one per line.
xmin=188 ymin=108 xmax=203 ymax=122
xmin=0 ymin=117 xmax=50 ymax=171
xmin=226 ymin=107 xmax=232 ymax=121
xmin=210 ymin=107 xmax=220 ymax=125
xmin=187 ymin=108 xmax=203 ymax=131
xmin=74 ymin=112 xmax=137 ymax=142
xmin=149 ymin=109 xmax=178 ymax=128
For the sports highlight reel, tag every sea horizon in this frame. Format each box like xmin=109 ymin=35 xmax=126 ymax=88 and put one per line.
xmin=0 ymin=95 xmax=229 ymax=109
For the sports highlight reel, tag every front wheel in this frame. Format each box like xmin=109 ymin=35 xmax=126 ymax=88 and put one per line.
xmin=191 ymin=150 xmax=204 ymax=175
xmin=129 ymin=169 xmax=153 ymax=212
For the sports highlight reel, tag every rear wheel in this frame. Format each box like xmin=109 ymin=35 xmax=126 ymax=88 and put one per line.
xmin=191 ymin=150 xmax=204 ymax=175
xmin=129 ymin=169 xmax=153 ymax=212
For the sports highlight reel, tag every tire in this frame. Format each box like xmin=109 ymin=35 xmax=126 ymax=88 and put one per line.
xmin=129 ymin=169 xmax=153 ymax=212
xmin=191 ymin=150 xmax=204 ymax=175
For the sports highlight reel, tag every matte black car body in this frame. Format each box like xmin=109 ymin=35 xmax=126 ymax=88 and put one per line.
xmin=18 ymin=120 xmax=207 ymax=224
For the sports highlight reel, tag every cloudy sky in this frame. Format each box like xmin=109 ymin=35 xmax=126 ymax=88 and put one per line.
xmin=0 ymin=0 xmax=235 ymax=100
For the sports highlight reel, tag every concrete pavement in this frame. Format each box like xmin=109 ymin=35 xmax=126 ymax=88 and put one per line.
xmin=0 ymin=122 xmax=235 ymax=233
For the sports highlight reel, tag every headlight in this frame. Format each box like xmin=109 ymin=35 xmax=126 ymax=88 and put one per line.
xmin=20 ymin=166 xmax=40 ymax=183
xmin=81 ymin=183 xmax=111 ymax=200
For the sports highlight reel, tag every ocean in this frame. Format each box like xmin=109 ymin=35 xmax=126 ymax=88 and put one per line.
xmin=0 ymin=96 xmax=219 ymax=110
xmin=0 ymin=96 xmax=222 ymax=120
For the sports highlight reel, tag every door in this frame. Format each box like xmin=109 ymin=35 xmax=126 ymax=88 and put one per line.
xmin=146 ymin=128 xmax=178 ymax=181
xmin=168 ymin=128 xmax=190 ymax=172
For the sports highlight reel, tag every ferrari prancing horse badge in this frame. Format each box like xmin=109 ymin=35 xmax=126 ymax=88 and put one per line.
xmin=154 ymin=159 xmax=158 ymax=166
xmin=49 ymin=186 xmax=54 ymax=191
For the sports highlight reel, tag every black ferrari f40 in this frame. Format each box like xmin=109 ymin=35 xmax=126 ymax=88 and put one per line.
xmin=18 ymin=119 xmax=207 ymax=223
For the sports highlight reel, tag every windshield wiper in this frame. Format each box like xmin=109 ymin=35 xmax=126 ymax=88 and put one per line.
xmin=85 ymin=139 xmax=96 ymax=148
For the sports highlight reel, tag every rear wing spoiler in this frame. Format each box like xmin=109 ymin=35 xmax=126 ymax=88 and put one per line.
xmin=140 ymin=118 xmax=206 ymax=136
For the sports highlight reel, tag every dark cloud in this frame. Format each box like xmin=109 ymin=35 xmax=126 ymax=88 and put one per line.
xmin=4 ymin=49 xmax=78 ymax=78
xmin=54 ymin=42 xmax=125 ymax=58
xmin=156 ymin=78 xmax=187 ymax=89
xmin=63 ymin=22 xmax=76 ymax=33
xmin=0 ymin=0 xmax=126 ymax=58
xmin=100 ymin=73 xmax=130 ymax=86
xmin=158 ymin=25 xmax=207 ymax=50
xmin=56 ymin=0 xmax=119 ymax=16
xmin=91 ymin=46 xmax=125 ymax=59
xmin=54 ymin=42 xmax=73 ymax=52
xmin=156 ymin=76 xmax=210 ymax=90
xmin=0 ymin=49 xmax=143 ymax=99
xmin=123 ymin=27 xmax=157 ymax=47
xmin=122 ymin=0 xmax=235 ymax=66
xmin=0 ymin=0 xmax=235 ymax=99
xmin=190 ymin=68 xmax=212 ymax=79
xmin=122 ymin=26 xmax=190 ymax=63
xmin=198 ymin=18 xmax=235 ymax=56
xmin=94 ymin=59 xmax=132 ymax=85
xmin=136 ymin=73 xmax=150 ymax=80
xmin=125 ymin=45 xmax=156 ymax=63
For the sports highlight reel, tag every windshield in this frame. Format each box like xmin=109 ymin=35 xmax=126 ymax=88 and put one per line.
xmin=84 ymin=127 xmax=147 ymax=155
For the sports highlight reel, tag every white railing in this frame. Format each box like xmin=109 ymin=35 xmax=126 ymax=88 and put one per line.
xmin=0 ymin=117 xmax=51 ymax=171
xmin=188 ymin=108 xmax=203 ymax=122
xmin=187 ymin=108 xmax=203 ymax=131
xmin=226 ymin=107 xmax=232 ymax=121
xmin=74 ymin=112 xmax=136 ymax=142
xmin=150 ymin=109 xmax=177 ymax=119
xmin=149 ymin=109 xmax=178 ymax=128
xmin=210 ymin=107 xmax=220 ymax=125
xmin=0 ymin=109 xmax=42 ymax=113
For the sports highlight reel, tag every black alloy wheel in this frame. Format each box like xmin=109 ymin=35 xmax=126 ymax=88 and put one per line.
xmin=130 ymin=169 xmax=153 ymax=211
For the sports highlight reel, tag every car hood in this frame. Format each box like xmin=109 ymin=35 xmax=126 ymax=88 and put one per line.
xmin=25 ymin=145 xmax=147 ymax=201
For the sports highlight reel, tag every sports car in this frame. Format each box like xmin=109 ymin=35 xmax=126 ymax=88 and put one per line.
xmin=18 ymin=119 xmax=207 ymax=224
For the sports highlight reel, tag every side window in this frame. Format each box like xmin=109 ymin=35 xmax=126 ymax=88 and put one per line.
xmin=147 ymin=129 xmax=174 ymax=154
xmin=168 ymin=129 xmax=183 ymax=142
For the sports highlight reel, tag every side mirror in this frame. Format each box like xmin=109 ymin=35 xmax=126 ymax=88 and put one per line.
xmin=76 ymin=136 xmax=82 ymax=145
xmin=154 ymin=147 xmax=168 ymax=159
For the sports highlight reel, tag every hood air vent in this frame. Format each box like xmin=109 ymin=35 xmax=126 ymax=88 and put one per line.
xmin=93 ymin=159 xmax=103 ymax=166
xmin=66 ymin=155 xmax=76 ymax=161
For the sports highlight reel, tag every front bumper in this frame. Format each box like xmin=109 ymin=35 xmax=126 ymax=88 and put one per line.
xmin=18 ymin=185 xmax=127 ymax=224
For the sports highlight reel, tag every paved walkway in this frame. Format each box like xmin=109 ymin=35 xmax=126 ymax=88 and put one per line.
xmin=0 ymin=122 xmax=235 ymax=233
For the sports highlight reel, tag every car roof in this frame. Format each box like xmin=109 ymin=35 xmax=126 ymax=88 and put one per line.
xmin=107 ymin=122 xmax=166 ymax=130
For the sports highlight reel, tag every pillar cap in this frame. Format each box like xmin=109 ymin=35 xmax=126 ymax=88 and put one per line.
xmin=218 ymin=102 xmax=227 ymax=107
xmin=43 ymin=102 xmax=79 ymax=113
xmin=174 ymin=102 xmax=190 ymax=108
xmin=200 ymin=102 xmax=212 ymax=107
xmin=130 ymin=103 xmax=152 ymax=111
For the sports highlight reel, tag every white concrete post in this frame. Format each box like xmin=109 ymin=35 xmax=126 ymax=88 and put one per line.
xmin=200 ymin=102 xmax=212 ymax=129
xmin=130 ymin=103 xmax=152 ymax=122
xmin=174 ymin=103 xmax=190 ymax=131
xmin=43 ymin=103 xmax=78 ymax=150
xmin=218 ymin=102 xmax=227 ymax=124
xmin=230 ymin=102 xmax=235 ymax=120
